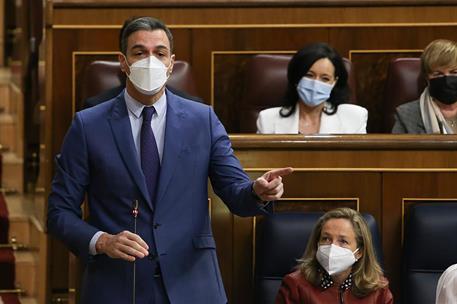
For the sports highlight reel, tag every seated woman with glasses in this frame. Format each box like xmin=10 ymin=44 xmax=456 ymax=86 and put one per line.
xmin=393 ymin=39 xmax=457 ymax=134
xmin=256 ymin=43 xmax=367 ymax=134
xmin=275 ymin=208 xmax=393 ymax=304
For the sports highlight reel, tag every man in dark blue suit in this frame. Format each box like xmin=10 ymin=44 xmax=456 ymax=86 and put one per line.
xmin=47 ymin=16 xmax=292 ymax=304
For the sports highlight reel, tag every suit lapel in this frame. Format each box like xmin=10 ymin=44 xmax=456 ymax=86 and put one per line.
xmin=108 ymin=94 xmax=153 ymax=210
xmin=320 ymin=110 xmax=341 ymax=133
xmin=275 ymin=107 xmax=299 ymax=133
xmin=156 ymin=91 xmax=185 ymax=205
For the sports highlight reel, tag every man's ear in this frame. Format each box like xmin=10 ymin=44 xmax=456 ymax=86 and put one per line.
xmin=168 ymin=54 xmax=175 ymax=76
xmin=119 ymin=53 xmax=129 ymax=74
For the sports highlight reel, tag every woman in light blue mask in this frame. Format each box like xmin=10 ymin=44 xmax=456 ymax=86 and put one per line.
xmin=256 ymin=43 xmax=368 ymax=134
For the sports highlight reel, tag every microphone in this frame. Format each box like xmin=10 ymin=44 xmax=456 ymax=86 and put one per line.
xmin=132 ymin=200 xmax=139 ymax=304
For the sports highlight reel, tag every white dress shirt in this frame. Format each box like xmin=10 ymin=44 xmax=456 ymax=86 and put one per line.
xmin=89 ymin=89 xmax=168 ymax=255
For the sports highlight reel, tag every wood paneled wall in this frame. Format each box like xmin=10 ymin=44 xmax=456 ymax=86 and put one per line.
xmin=46 ymin=2 xmax=457 ymax=144
xmin=0 ymin=0 xmax=3 ymax=67
xmin=43 ymin=1 xmax=457 ymax=303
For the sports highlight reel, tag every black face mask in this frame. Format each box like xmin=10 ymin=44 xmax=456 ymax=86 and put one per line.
xmin=429 ymin=75 xmax=457 ymax=105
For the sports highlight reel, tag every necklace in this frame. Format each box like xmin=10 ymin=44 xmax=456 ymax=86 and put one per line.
xmin=446 ymin=119 xmax=457 ymax=127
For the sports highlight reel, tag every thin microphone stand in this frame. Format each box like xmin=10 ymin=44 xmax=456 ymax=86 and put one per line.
xmin=132 ymin=200 xmax=139 ymax=304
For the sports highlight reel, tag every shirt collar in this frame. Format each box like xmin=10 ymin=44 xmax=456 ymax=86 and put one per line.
xmin=124 ymin=88 xmax=167 ymax=119
xmin=319 ymin=269 xmax=353 ymax=292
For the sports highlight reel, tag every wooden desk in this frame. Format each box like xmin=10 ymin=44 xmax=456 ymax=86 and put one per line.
xmin=210 ymin=134 xmax=457 ymax=303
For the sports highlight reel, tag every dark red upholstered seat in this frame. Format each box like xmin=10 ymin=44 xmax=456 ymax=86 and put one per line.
xmin=382 ymin=58 xmax=426 ymax=132
xmin=79 ymin=60 xmax=199 ymax=110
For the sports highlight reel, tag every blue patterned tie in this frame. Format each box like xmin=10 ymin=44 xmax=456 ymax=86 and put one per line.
xmin=141 ymin=106 xmax=160 ymax=204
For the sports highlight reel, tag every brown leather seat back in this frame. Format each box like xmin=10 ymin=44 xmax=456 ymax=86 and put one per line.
xmin=239 ymin=54 xmax=356 ymax=132
xmin=81 ymin=61 xmax=125 ymax=103
xmin=382 ymin=58 xmax=426 ymax=132
xmin=167 ymin=61 xmax=198 ymax=97
xmin=80 ymin=60 xmax=198 ymax=106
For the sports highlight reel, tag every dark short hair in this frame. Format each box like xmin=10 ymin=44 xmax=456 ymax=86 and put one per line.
xmin=119 ymin=16 xmax=174 ymax=54
xmin=280 ymin=42 xmax=349 ymax=117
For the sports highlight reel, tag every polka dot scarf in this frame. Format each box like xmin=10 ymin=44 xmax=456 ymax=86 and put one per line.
xmin=320 ymin=270 xmax=353 ymax=292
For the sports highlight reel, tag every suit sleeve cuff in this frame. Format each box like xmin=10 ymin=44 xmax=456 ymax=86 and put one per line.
xmin=251 ymin=181 xmax=272 ymax=207
xmin=89 ymin=231 xmax=105 ymax=255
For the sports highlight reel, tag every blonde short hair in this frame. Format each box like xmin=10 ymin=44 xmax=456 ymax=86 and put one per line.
xmin=298 ymin=208 xmax=386 ymax=298
xmin=421 ymin=39 xmax=457 ymax=75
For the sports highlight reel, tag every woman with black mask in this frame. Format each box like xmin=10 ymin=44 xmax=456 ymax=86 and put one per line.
xmin=392 ymin=39 xmax=457 ymax=134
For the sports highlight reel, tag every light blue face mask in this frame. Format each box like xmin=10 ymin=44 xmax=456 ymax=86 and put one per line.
xmin=297 ymin=77 xmax=335 ymax=107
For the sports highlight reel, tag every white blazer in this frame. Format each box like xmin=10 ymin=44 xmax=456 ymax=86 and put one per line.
xmin=256 ymin=103 xmax=368 ymax=134
xmin=436 ymin=264 xmax=457 ymax=304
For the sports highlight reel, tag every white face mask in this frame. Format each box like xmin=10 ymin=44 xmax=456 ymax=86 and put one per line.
xmin=124 ymin=55 xmax=171 ymax=96
xmin=316 ymin=244 xmax=359 ymax=275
